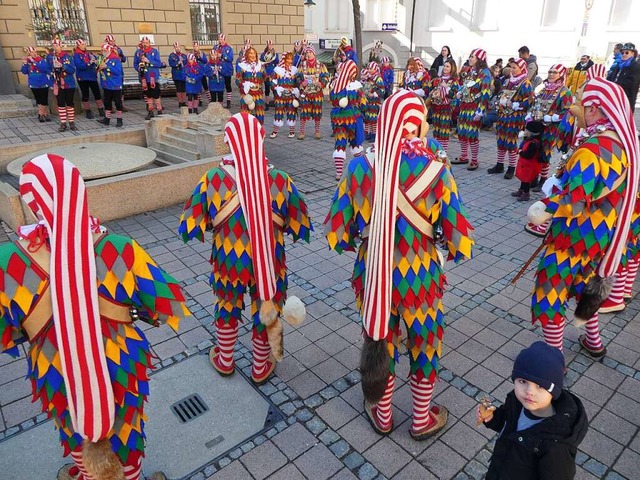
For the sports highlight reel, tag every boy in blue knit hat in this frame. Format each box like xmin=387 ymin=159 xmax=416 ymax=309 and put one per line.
xmin=476 ymin=341 xmax=588 ymax=479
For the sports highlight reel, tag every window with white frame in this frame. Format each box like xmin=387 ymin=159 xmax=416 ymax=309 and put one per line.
xmin=28 ymin=0 xmax=89 ymax=46
xmin=540 ymin=0 xmax=574 ymax=29
xmin=190 ymin=0 xmax=221 ymax=45
xmin=609 ymin=0 xmax=640 ymax=27
xmin=325 ymin=0 xmax=350 ymax=32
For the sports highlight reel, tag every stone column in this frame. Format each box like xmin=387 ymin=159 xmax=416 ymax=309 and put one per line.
xmin=0 ymin=38 xmax=18 ymax=94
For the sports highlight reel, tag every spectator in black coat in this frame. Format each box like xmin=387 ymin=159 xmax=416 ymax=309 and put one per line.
xmin=429 ymin=45 xmax=452 ymax=78
xmin=477 ymin=342 xmax=589 ymax=480
xmin=607 ymin=42 xmax=640 ymax=112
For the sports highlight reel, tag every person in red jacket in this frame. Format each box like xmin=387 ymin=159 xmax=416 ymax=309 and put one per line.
xmin=512 ymin=121 xmax=544 ymax=201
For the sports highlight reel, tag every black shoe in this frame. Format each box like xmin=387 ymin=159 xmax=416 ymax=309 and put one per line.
xmin=38 ymin=115 xmax=45 ymax=123
xmin=98 ymin=107 xmax=105 ymax=117
xmin=487 ymin=163 xmax=505 ymax=174
xmin=68 ymin=122 xmax=77 ymax=131
xmin=145 ymin=111 xmax=154 ymax=120
xmin=504 ymin=166 xmax=515 ymax=179
xmin=85 ymin=110 xmax=94 ymax=119
xmin=97 ymin=117 xmax=110 ymax=126
xmin=199 ymin=100 xmax=203 ymax=107
xmin=265 ymin=103 xmax=270 ymax=111
xmin=532 ymin=177 xmax=547 ymax=192
xmin=122 ymin=106 xmax=129 ymax=112
xmin=58 ymin=123 xmax=67 ymax=132
xmin=511 ymin=189 xmax=523 ymax=197
xmin=44 ymin=115 xmax=52 ymax=122
xmin=156 ymin=109 xmax=163 ymax=116
xmin=226 ymin=100 xmax=231 ymax=109
xmin=194 ymin=108 xmax=198 ymax=114
xmin=116 ymin=118 xmax=123 ymax=128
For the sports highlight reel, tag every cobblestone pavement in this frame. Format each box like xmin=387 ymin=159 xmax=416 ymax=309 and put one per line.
xmin=0 ymin=98 xmax=639 ymax=480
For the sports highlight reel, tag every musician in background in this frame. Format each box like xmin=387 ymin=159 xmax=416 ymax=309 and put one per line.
xmin=73 ymin=39 xmax=104 ymax=119
xmin=96 ymin=43 xmax=124 ymax=127
xmin=360 ymin=62 xmax=385 ymax=142
xmin=488 ymin=58 xmax=533 ymax=179
xmin=236 ymin=46 xmax=268 ymax=124
xmin=428 ymin=59 xmax=460 ymax=156
xmin=260 ymin=40 xmax=279 ymax=110
xmin=47 ymin=38 xmax=77 ymax=132
xmin=192 ymin=41 xmax=210 ymax=106
xmin=296 ymin=44 xmax=329 ymax=140
xmin=216 ymin=33 xmax=234 ymax=109
xmin=21 ymin=46 xmax=52 ymax=123
xmin=380 ymin=56 xmax=395 ymax=99
xmin=207 ymin=48 xmax=226 ymax=106
xmin=105 ymin=35 xmax=127 ymax=111
xmin=169 ymin=42 xmax=188 ymax=108
xmin=134 ymin=36 xmax=165 ymax=120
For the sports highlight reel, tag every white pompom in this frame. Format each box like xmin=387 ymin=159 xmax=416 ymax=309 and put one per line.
xmin=282 ymin=296 xmax=306 ymax=326
xmin=248 ymin=101 xmax=256 ymax=111
xmin=338 ymin=97 xmax=348 ymax=108
xmin=518 ymin=130 xmax=525 ymax=139
xmin=527 ymin=201 xmax=553 ymax=225
xmin=243 ymin=94 xmax=253 ymax=105
xmin=292 ymin=99 xmax=299 ymax=108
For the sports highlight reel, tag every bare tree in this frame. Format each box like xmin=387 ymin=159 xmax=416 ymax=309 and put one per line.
xmin=352 ymin=0 xmax=363 ymax=66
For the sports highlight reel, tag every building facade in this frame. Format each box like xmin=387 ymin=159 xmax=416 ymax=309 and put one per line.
xmin=305 ymin=0 xmax=640 ymax=73
xmin=1 ymin=0 xmax=305 ymax=90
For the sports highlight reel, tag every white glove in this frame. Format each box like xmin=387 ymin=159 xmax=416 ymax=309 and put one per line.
xmin=473 ymin=111 xmax=484 ymax=121
xmin=372 ymin=92 xmax=378 ymax=98
xmin=243 ymin=81 xmax=252 ymax=94
xmin=499 ymin=96 xmax=508 ymax=106
xmin=542 ymin=177 xmax=561 ymax=197
xmin=551 ymin=113 xmax=560 ymax=122
xmin=512 ymin=101 xmax=520 ymax=110
xmin=292 ymin=87 xmax=300 ymax=97
xmin=275 ymin=86 xmax=284 ymax=96
xmin=414 ymin=88 xmax=425 ymax=97
xmin=525 ymin=113 xmax=532 ymax=122
xmin=543 ymin=114 xmax=552 ymax=123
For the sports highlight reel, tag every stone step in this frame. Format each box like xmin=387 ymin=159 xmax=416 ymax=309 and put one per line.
xmin=160 ymin=133 xmax=197 ymax=151
xmin=150 ymin=141 xmax=200 ymax=161
xmin=165 ymin=125 xmax=199 ymax=142
xmin=0 ymin=94 xmax=37 ymax=118
xmin=149 ymin=148 xmax=191 ymax=165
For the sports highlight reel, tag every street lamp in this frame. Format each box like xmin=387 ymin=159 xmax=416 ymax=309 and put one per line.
xmin=304 ymin=0 xmax=316 ymax=7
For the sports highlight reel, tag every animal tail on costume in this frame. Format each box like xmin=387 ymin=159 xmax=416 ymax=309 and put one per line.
xmin=360 ymin=336 xmax=389 ymax=404
xmin=575 ymin=276 xmax=613 ymax=326
xmin=260 ymin=299 xmax=283 ymax=361
xmin=83 ymin=439 xmax=125 ymax=480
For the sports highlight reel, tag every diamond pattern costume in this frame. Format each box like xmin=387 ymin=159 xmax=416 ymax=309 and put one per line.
xmin=0 ymin=155 xmax=190 ymax=480
xmin=236 ymin=50 xmax=268 ymax=124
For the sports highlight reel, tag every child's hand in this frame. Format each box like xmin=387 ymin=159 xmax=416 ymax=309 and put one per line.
xmin=476 ymin=400 xmax=496 ymax=426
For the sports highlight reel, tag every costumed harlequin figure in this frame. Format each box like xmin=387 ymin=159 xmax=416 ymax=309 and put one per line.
xmin=401 ymin=57 xmax=430 ymax=98
xmin=236 ymin=46 xmax=267 ymax=124
xmin=96 ymin=43 xmax=124 ymax=128
xmin=215 ymin=34 xmax=234 ymax=108
xmin=134 ymin=36 xmax=165 ymax=120
xmin=296 ymin=44 xmax=329 ymax=140
xmin=21 ymin=46 xmax=52 ymax=122
xmin=527 ymin=78 xmax=639 ymax=358
xmin=488 ymin=58 xmax=533 ymax=179
xmin=192 ymin=41 xmax=210 ymax=106
xmin=207 ymin=48 xmax=226 ymax=105
xmin=269 ymin=52 xmax=300 ymax=139
xmin=524 ymin=64 xmax=602 ymax=238
xmin=260 ymin=40 xmax=279 ymax=110
xmin=105 ymin=35 xmax=127 ymax=112
xmin=169 ymin=42 xmax=188 ymax=108
xmin=47 ymin=39 xmax=77 ymax=132
xmin=450 ymin=48 xmax=493 ymax=170
xmin=73 ymin=39 xmax=104 ymax=119
xmin=333 ymin=37 xmax=358 ymax=66
xmin=236 ymin=38 xmax=253 ymax=72
xmin=0 ymin=154 xmax=190 ymax=480
xmin=324 ymin=90 xmax=474 ymax=440
xmin=178 ymin=112 xmax=313 ymax=384
xmin=427 ymin=58 xmax=460 ymax=155
xmin=527 ymin=64 xmax=574 ymax=192
xmin=330 ymin=60 xmax=365 ymax=180
xmin=360 ymin=61 xmax=385 ymax=142
xmin=380 ymin=56 xmax=395 ymax=99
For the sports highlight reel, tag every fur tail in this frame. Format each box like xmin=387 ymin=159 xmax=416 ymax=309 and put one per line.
xmin=360 ymin=336 xmax=389 ymax=404
xmin=575 ymin=275 xmax=613 ymax=326
xmin=83 ymin=439 xmax=124 ymax=480
xmin=267 ymin=319 xmax=284 ymax=361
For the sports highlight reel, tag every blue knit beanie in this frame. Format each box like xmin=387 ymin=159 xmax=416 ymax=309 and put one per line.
xmin=511 ymin=341 xmax=564 ymax=399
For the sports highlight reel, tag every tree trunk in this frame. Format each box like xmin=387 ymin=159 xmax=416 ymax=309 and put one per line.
xmin=352 ymin=0 xmax=363 ymax=67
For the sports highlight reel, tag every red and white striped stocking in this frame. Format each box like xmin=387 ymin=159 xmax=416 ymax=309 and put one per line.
xmin=584 ymin=313 xmax=603 ymax=350
xmin=625 ymin=258 xmax=640 ymax=298
xmin=496 ymin=147 xmax=506 ymax=165
xmin=70 ymin=449 xmax=95 ymax=480
xmin=540 ymin=163 xmax=550 ymax=179
xmin=252 ymin=332 xmax=271 ymax=377
xmin=374 ymin=374 xmax=394 ymax=429
xmin=439 ymin=138 xmax=449 ymax=153
xmin=299 ymin=119 xmax=306 ymax=136
xmin=215 ymin=321 xmax=238 ymax=368
xmin=410 ymin=374 xmax=434 ymax=432
xmin=600 ymin=270 xmax=626 ymax=312
xmin=66 ymin=106 xmax=75 ymax=123
xmin=459 ymin=140 xmax=469 ymax=161
xmin=470 ymin=140 xmax=480 ymax=164
xmin=542 ymin=319 xmax=565 ymax=350
xmin=314 ymin=119 xmax=321 ymax=136
xmin=508 ymin=149 xmax=518 ymax=168
xmin=123 ymin=456 xmax=142 ymax=480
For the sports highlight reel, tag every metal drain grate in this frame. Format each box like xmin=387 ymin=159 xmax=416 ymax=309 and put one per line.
xmin=170 ymin=394 xmax=209 ymax=423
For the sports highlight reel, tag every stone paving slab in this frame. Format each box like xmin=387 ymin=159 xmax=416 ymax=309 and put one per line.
xmin=0 ymin=98 xmax=639 ymax=479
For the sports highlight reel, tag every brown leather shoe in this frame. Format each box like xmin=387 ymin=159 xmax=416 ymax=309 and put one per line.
xmin=578 ymin=335 xmax=607 ymax=358
xmin=410 ymin=405 xmax=449 ymax=440
xmin=209 ymin=346 xmax=235 ymax=376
